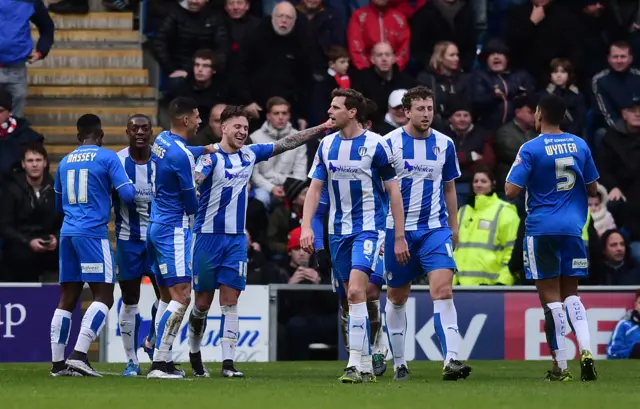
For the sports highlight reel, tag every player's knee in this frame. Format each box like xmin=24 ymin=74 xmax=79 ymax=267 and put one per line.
xmin=366 ymin=284 xmax=381 ymax=301
xmin=347 ymin=286 xmax=366 ymax=304
xmin=121 ymin=293 xmax=139 ymax=306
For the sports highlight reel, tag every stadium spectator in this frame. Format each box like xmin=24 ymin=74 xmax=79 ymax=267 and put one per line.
xmin=597 ymin=95 xmax=640 ymax=261
xmin=504 ymin=0 xmax=584 ymax=86
xmin=589 ymin=183 xmax=617 ymax=237
xmin=164 ymin=49 xmax=229 ymax=127
xmin=410 ymin=0 xmax=477 ymax=73
xmin=310 ymin=45 xmax=351 ymax=126
xmin=233 ymin=1 xmax=312 ymax=129
xmin=1 ymin=0 xmax=53 ymax=118
xmin=352 ymin=42 xmax=415 ymax=126
xmin=250 ymin=97 xmax=308 ymax=207
xmin=540 ymin=58 xmax=586 ymax=136
xmin=0 ymin=144 xmax=61 ymax=282
xmin=604 ymin=1 xmax=640 ymax=64
xmin=578 ymin=1 xmax=610 ymax=79
xmin=224 ymin=0 xmax=260 ymax=69
xmin=606 ymin=289 xmax=640 ymax=359
xmin=416 ymin=41 xmax=471 ymax=123
xmin=347 ymin=0 xmax=410 ymax=71
xmin=588 ymin=229 xmax=640 ymax=285
xmin=470 ymin=38 xmax=534 ymax=131
xmin=191 ymin=103 xmax=227 ymax=146
xmin=267 ymin=178 xmax=308 ymax=258
xmin=296 ymin=0 xmax=345 ymax=71
xmin=444 ymin=99 xmax=494 ymax=202
xmin=591 ymin=42 xmax=640 ymax=143
xmin=153 ymin=0 xmax=228 ymax=83
xmin=492 ymin=94 xmax=537 ymax=193
xmin=373 ymin=88 xmax=408 ymax=135
xmin=454 ymin=166 xmax=520 ymax=286
xmin=0 ymin=89 xmax=44 ymax=186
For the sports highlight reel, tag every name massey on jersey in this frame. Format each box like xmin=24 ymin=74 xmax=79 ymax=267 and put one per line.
xmin=66 ymin=152 xmax=97 ymax=163
xmin=544 ymin=142 xmax=578 ymax=156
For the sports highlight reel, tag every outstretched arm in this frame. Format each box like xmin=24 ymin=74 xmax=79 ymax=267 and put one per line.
xmin=271 ymin=120 xmax=332 ymax=156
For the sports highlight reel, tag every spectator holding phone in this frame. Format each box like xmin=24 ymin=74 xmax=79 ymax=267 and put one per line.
xmin=0 ymin=144 xmax=61 ymax=282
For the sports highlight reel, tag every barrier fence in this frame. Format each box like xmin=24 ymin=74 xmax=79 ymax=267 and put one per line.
xmin=0 ymin=284 xmax=636 ymax=362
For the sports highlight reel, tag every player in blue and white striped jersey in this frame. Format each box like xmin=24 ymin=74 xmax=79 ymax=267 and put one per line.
xmin=383 ymin=86 xmax=470 ymax=382
xmin=187 ymin=105 xmax=332 ymax=378
xmin=301 ymin=88 xmax=409 ymax=383
xmin=113 ymin=115 xmax=160 ymax=377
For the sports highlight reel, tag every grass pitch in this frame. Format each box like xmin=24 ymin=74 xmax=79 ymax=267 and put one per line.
xmin=0 ymin=361 xmax=638 ymax=409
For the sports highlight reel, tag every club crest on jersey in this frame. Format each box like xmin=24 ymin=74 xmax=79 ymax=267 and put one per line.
xmin=201 ymin=156 xmax=212 ymax=167
xmin=358 ymin=146 xmax=367 ymax=157
xmin=432 ymin=146 xmax=440 ymax=156
xmin=242 ymin=153 xmax=251 ymax=162
xmin=513 ymin=154 xmax=522 ymax=166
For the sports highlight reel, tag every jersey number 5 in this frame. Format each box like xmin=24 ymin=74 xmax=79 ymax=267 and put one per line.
xmin=67 ymin=169 xmax=89 ymax=204
xmin=555 ymin=157 xmax=576 ymax=192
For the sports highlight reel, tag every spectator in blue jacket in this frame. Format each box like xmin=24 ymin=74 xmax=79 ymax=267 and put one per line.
xmin=607 ymin=289 xmax=640 ymax=359
xmin=469 ymin=38 xmax=534 ymax=131
xmin=0 ymin=0 xmax=54 ymax=118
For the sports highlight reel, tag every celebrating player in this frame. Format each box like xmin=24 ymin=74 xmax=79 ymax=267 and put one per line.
xmin=50 ymin=114 xmax=136 ymax=377
xmin=312 ymin=98 xmax=389 ymax=376
xmin=114 ymin=115 xmax=161 ymax=376
xmin=187 ymin=106 xmax=332 ymax=377
xmin=505 ymin=94 xmax=599 ymax=382
xmin=383 ymin=86 xmax=471 ymax=381
xmin=146 ymin=97 xmax=215 ymax=379
xmin=301 ymin=88 xmax=409 ymax=383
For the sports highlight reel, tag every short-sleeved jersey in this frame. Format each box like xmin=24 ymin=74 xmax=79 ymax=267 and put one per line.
xmin=149 ymin=131 xmax=197 ymax=228
xmin=194 ymin=144 xmax=273 ymax=234
xmin=54 ymin=145 xmax=132 ymax=238
xmin=506 ymin=133 xmax=599 ymax=237
xmin=384 ymin=128 xmax=461 ymax=231
xmin=309 ymin=130 xmax=393 ymax=235
xmin=114 ymin=147 xmax=153 ymax=241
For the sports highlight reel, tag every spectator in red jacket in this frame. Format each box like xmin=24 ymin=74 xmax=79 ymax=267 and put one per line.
xmin=347 ymin=0 xmax=411 ymax=71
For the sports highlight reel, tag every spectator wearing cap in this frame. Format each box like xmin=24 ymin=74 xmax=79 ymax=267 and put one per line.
xmin=347 ymin=0 xmax=411 ymax=71
xmin=416 ymin=41 xmax=471 ymax=124
xmin=469 ymin=38 xmax=534 ymax=131
xmin=492 ymin=94 xmax=537 ymax=193
xmin=352 ymin=42 xmax=416 ymax=126
xmin=410 ymin=0 xmax=477 ymax=73
xmin=598 ymin=94 xmax=640 ymax=262
xmin=0 ymin=89 xmax=44 ymax=187
xmin=1 ymin=0 xmax=54 ymax=118
xmin=267 ymin=177 xmax=309 ymax=258
xmin=250 ymin=96 xmax=307 ymax=208
xmin=592 ymin=41 xmax=640 ymax=144
xmin=153 ymin=0 xmax=228 ymax=88
xmin=504 ymin=0 xmax=584 ymax=86
xmin=374 ymin=89 xmax=408 ymax=135
xmin=444 ymin=99 xmax=494 ymax=202
xmin=539 ymin=58 xmax=586 ymax=136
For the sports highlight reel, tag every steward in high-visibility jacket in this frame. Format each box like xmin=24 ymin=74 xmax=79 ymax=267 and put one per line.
xmin=453 ymin=193 xmax=520 ymax=285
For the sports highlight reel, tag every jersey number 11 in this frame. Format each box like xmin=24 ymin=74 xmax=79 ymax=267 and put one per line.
xmin=66 ymin=169 xmax=89 ymax=204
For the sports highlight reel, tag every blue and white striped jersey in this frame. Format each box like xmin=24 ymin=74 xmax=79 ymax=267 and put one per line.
xmin=310 ymin=130 xmax=393 ymax=235
xmin=114 ymin=147 xmax=153 ymax=241
xmin=194 ymin=144 xmax=274 ymax=234
xmin=383 ymin=127 xmax=461 ymax=231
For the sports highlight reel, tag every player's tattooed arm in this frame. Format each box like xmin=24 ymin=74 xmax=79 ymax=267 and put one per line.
xmin=195 ymin=171 xmax=206 ymax=187
xmin=271 ymin=120 xmax=332 ymax=156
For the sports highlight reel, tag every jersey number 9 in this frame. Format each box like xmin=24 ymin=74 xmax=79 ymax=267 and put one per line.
xmin=555 ymin=157 xmax=576 ymax=192
xmin=66 ymin=169 xmax=89 ymax=204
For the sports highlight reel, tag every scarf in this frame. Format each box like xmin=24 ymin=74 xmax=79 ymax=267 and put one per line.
xmin=328 ymin=68 xmax=350 ymax=89
xmin=0 ymin=116 xmax=17 ymax=138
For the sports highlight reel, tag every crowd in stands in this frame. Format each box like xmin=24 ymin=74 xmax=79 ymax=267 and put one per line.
xmin=1 ymin=0 xmax=640 ymax=292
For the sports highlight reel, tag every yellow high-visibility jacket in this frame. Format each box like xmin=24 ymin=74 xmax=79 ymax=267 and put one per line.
xmin=453 ymin=194 xmax=520 ymax=286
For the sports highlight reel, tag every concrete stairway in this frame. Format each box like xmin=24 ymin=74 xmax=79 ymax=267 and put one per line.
xmin=28 ymin=11 xmax=157 ymax=175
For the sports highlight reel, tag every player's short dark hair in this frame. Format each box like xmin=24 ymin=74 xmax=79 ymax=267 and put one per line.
xmin=401 ymin=86 xmax=434 ymax=110
xmin=473 ymin=164 xmax=495 ymax=183
xmin=326 ymin=45 xmax=349 ymax=62
xmin=537 ymin=94 xmax=566 ymax=126
xmin=193 ymin=49 xmax=218 ymax=70
xmin=22 ymin=142 xmax=47 ymax=161
xmin=127 ymin=114 xmax=151 ymax=125
xmin=76 ymin=114 xmax=102 ymax=139
xmin=220 ymin=105 xmax=249 ymax=124
xmin=168 ymin=97 xmax=198 ymax=121
xmin=266 ymin=96 xmax=290 ymax=113
xmin=331 ymin=88 xmax=366 ymax=116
